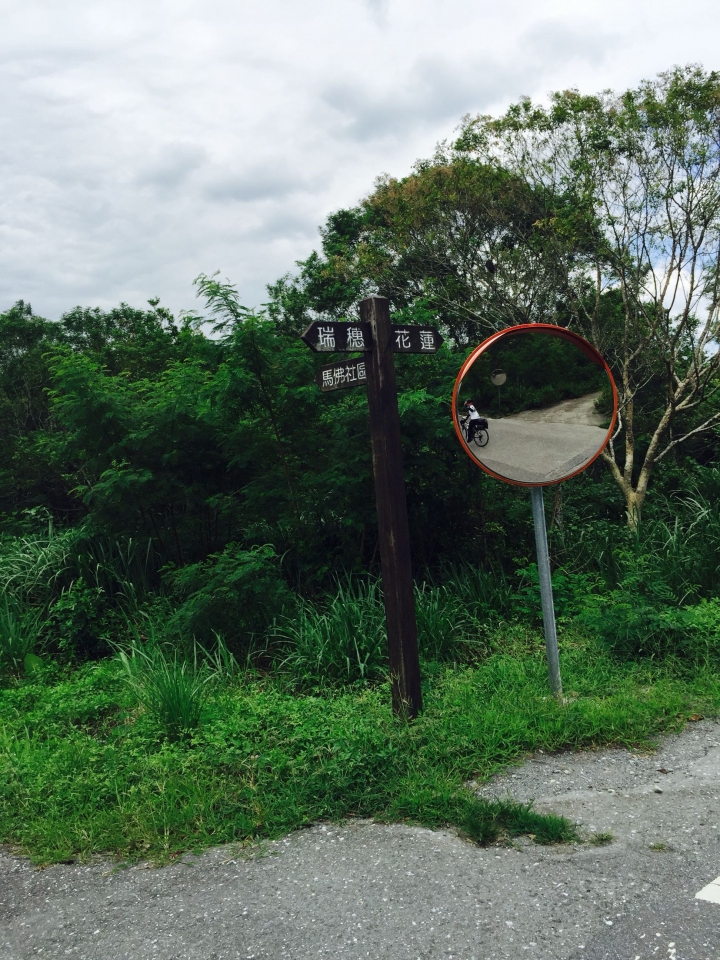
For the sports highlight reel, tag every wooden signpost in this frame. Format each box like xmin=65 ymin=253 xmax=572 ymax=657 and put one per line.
xmin=362 ymin=298 xmax=423 ymax=719
xmin=300 ymin=297 xmax=443 ymax=718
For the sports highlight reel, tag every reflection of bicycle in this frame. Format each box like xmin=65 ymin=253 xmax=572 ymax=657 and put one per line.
xmin=460 ymin=415 xmax=489 ymax=448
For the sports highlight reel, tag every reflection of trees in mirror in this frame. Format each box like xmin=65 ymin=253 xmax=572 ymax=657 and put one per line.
xmin=459 ymin=331 xmax=607 ymax=420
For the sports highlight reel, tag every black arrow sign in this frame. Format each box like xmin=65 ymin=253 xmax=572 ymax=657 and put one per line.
xmin=390 ymin=325 xmax=443 ymax=354
xmin=315 ymin=357 xmax=368 ymax=392
xmin=301 ymin=322 xmax=371 ymax=353
xmin=301 ymin=321 xmax=443 ymax=354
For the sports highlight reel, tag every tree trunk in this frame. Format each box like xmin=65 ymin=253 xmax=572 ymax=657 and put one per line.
xmin=601 ymin=450 xmax=647 ymax=530
xmin=624 ymin=487 xmax=645 ymax=530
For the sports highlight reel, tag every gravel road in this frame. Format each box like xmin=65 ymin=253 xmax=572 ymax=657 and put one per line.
xmin=2 ymin=720 xmax=719 ymax=960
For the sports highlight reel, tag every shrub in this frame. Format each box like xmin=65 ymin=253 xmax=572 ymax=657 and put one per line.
xmin=516 ymin=563 xmax=599 ymax=623
xmin=581 ymin=594 xmax=720 ymax=664
xmin=165 ymin=543 xmax=292 ymax=649
xmin=42 ymin=577 xmax=111 ymax=661
xmin=581 ymin=592 xmax=684 ymax=660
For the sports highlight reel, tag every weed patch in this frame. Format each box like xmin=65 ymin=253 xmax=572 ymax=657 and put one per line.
xmin=2 ymin=629 xmax=719 ymax=865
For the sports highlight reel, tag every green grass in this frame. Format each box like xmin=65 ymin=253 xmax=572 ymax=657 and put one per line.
xmin=270 ymin=573 xmax=498 ymax=687
xmin=1 ymin=626 xmax=719 ymax=866
xmin=0 ymin=594 xmax=42 ymax=675
xmin=117 ymin=641 xmax=213 ymax=742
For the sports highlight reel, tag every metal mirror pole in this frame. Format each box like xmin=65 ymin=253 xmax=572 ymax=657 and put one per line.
xmin=530 ymin=486 xmax=563 ymax=697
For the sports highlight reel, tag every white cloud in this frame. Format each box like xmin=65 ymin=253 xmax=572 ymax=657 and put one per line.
xmin=0 ymin=0 xmax=718 ymax=319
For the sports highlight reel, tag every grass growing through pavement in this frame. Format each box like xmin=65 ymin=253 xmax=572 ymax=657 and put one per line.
xmin=1 ymin=624 xmax=719 ymax=865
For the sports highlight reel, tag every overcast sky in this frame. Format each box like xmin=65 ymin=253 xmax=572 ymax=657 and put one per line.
xmin=1 ymin=0 xmax=718 ymax=320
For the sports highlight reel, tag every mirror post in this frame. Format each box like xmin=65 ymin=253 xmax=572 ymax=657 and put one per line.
xmin=530 ymin=486 xmax=563 ymax=697
xmin=361 ymin=295 xmax=423 ymax=719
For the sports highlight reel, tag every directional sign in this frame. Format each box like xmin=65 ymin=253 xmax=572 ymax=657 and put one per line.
xmin=315 ymin=356 xmax=368 ymax=392
xmin=301 ymin=322 xmax=371 ymax=353
xmin=391 ymin=325 xmax=443 ymax=354
xmin=302 ymin=321 xmax=443 ymax=354
xmin=299 ymin=298 xmax=432 ymax=719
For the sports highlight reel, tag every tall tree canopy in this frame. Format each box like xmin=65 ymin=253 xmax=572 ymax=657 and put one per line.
xmin=464 ymin=65 xmax=720 ymax=523
xmin=270 ymin=66 xmax=720 ymax=522
xmin=268 ymin=161 xmax=573 ymax=344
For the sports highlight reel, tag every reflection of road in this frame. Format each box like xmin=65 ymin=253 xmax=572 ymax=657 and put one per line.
xmin=505 ymin=391 xmax=605 ymax=426
xmin=471 ymin=392 xmax=609 ymax=483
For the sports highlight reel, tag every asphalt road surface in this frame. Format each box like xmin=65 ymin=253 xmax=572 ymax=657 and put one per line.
xmin=472 ymin=392 xmax=609 ymax=483
xmin=2 ymin=721 xmax=719 ymax=959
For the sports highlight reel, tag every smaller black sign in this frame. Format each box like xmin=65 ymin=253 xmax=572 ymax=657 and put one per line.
xmin=302 ymin=322 xmax=371 ymax=353
xmin=315 ymin=357 xmax=368 ymax=392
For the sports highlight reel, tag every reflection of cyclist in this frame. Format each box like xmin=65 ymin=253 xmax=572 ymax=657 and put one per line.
xmin=463 ymin=400 xmax=482 ymax=443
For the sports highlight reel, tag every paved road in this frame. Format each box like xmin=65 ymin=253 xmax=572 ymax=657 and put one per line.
xmin=471 ymin=392 xmax=608 ymax=482
xmin=506 ymin=392 xmax=606 ymax=427
xmin=2 ymin=721 xmax=719 ymax=959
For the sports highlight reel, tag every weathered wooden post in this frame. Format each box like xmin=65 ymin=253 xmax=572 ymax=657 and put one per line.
xmin=361 ymin=296 xmax=422 ymax=718
xmin=301 ymin=300 xmax=442 ymax=717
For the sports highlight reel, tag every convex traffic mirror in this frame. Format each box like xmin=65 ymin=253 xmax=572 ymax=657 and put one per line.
xmin=453 ymin=324 xmax=617 ymax=486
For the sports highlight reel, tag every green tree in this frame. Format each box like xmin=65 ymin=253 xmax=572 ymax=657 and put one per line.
xmin=0 ymin=302 xmax=71 ymax=519
xmin=457 ymin=66 xmax=720 ymax=524
xmin=273 ymin=67 xmax=720 ymax=524
xmin=267 ymin=161 xmax=574 ymax=346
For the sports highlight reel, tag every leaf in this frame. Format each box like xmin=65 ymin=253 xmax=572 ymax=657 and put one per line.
xmin=24 ymin=652 xmax=44 ymax=675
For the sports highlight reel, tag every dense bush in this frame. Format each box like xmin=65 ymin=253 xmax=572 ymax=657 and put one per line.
xmin=1 ymin=280 xmax=719 ymax=682
xmin=165 ymin=542 xmax=293 ymax=650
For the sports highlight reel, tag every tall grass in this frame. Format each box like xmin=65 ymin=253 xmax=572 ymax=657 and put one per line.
xmin=271 ymin=567 xmax=511 ymax=688
xmin=0 ymin=522 xmax=158 ymax=607
xmin=117 ymin=625 xmax=235 ymax=740
xmin=0 ymin=525 xmax=162 ymax=664
xmin=564 ymin=484 xmax=720 ymax=604
xmin=0 ymin=594 xmax=42 ymax=674
xmin=0 ymin=522 xmax=79 ymax=602
xmin=433 ymin=562 xmax=514 ymax=622
xmin=272 ymin=578 xmax=387 ymax=685
xmin=74 ymin=535 xmax=158 ymax=609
